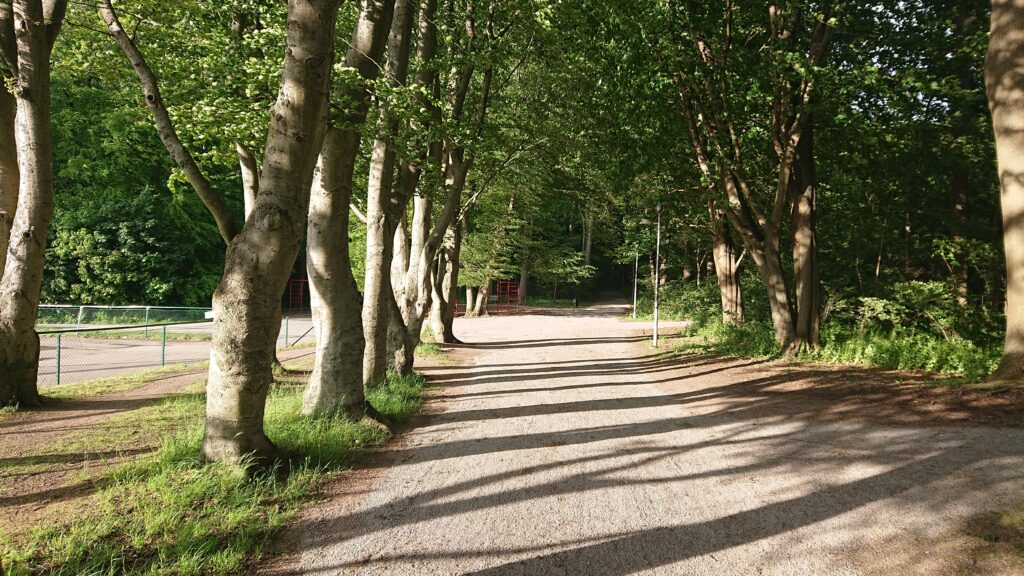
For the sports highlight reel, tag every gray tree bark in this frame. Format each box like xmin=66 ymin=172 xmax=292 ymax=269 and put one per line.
xmin=710 ymin=206 xmax=743 ymax=324
xmin=429 ymin=222 xmax=462 ymax=343
xmin=390 ymin=0 xmax=440 ymax=374
xmin=986 ymin=1 xmax=1024 ymax=382
xmin=0 ymin=0 xmax=66 ymax=408
xmin=473 ymin=281 xmax=491 ymax=316
xmin=790 ymin=120 xmax=820 ymax=349
xmin=363 ymin=0 xmax=415 ymax=389
xmin=0 ymin=84 xmax=16 ymax=276
xmin=304 ymin=129 xmax=366 ymax=416
xmin=202 ymin=0 xmax=340 ymax=463
xmin=303 ymin=0 xmax=394 ymax=417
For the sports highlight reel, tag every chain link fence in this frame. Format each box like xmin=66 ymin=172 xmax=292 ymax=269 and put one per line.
xmin=35 ymin=306 xmax=315 ymax=388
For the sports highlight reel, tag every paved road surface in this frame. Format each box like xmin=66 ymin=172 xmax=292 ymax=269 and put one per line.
xmin=37 ymin=316 xmax=314 ymax=387
xmin=290 ymin=303 xmax=1024 ymax=575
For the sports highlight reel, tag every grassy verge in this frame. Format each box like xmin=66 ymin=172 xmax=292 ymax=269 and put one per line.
xmin=0 ymin=364 xmax=209 ymax=424
xmin=43 ymin=363 xmax=210 ymax=402
xmin=0 ymin=371 xmax=428 ymax=576
xmin=677 ymin=318 xmax=1000 ymax=381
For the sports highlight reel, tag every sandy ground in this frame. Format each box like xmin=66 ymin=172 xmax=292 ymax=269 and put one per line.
xmin=283 ymin=302 xmax=1024 ymax=576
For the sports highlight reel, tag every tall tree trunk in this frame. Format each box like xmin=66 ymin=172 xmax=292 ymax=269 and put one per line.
xmin=949 ymin=6 xmax=979 ymax=307
xmin=682 ymin=238 xmax=694 ymax=283
xmin=711 ymin=206 xmax=743 ymax=323
xmin=399 ymin=192 xmax=431 ymax=371
xmin=303 ymin=0 xmax=394 ymax=416
xmin=237 ymin=142 xmax=260 ymax=220
xmin=430 ymin=223 xmax=462 ymax=343
xmin=0 ymin=84 xmax=16 ymax=277
xmin=747 ymin=230 xmax=798 ymax=353
xmin=385 ymin=290 xmax=412 ymax=373
xmin=791 ymin=120 xmax=820 ymax=349
xmin=363 ymin=0 xmax=414 ymax=389
xmin=474 ymin=280 xmax=491 ymax=316
xmin=0 ymin=0 xmax=65 ymax=408
xmin=986 ymin=1 xmax=1024 ymax=382
xmin=303 ymin=129 xmax=366 ymax=416
xmin=394 ymin=0 xmax=440 ymax=373
xmin=202 ymin=0 xmax=339 ymax=463
xmin=429 ymin=247 xmax=450 ymax=341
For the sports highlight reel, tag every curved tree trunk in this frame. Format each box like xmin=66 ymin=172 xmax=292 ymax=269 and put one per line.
xmin=363 ymin=0 xmax=415 ymax=389
xmin=791 ymin=121 xmax=820 ymax=349
xmin=0 ymin=0 xmax=65 ymax=408
xmin=304 ymin=128 xmax=366 ymax=416
xmin=986 ymin=1 xmax=1024 ymax=382
xmin=202 ymin=0 xmax=339 ymax=463
xmin=302 ymin=0 xmax=394 ymax=416
xmin=748 ymin=234 xmax=798 ymax=354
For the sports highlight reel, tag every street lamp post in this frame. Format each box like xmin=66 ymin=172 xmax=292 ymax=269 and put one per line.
xmin=653 ymin=203 xmax=661 ymax=348
xmin=632 ymin=248 xmax=639 ymax=319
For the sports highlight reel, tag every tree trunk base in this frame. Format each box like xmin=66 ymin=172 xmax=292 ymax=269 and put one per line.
xmin=200 ymin=428 xmax=279 ymax=468
xmin=0 ymin=333 xmax=42 ymax=408
xmin=364 ymin=404 xmax=393 ymax=433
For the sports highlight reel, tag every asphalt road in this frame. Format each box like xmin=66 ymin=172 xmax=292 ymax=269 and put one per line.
xmin=37 ymin=316 xmax=314 ymax=387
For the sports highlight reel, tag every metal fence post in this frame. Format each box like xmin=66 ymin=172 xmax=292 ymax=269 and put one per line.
xmin=144 ymin=306 xmax=150 ymax=337
xmin=161 ymin=325 xmax=167 ymax=367
xmin=76 ymin=306 xmax=84 ymax=335
xmin=284 ymin=316 xmax=289 ymax=349
xmin=56 ymin=334 xmax=61 ymax=386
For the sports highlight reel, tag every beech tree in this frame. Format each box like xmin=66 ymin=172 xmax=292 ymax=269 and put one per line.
xmin=362 ymin=0 xmax=415 ymax=389
xmin=665 ymin=1 xmax=838 ymax=354
xmin=303 ymin=0 xmax=395 ymax=418
xmin=986 ymin=0 xmax=1024 ymax=383
xmin=201 ymin=0 xmax=341 ymax=463
xmin=0 ymin=0 xmax=67 ymax=407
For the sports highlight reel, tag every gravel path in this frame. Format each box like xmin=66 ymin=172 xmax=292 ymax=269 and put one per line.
xmin=293 ymin=303 xmax=1024 ymax=575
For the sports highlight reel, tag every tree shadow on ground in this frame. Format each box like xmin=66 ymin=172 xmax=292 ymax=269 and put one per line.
xmin=282 ymin=330 xmax=1024 ymax=574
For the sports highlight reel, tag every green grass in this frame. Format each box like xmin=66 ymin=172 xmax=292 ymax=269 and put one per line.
xmin=0 ymin=364 xmax=207 ymax=424
xmin=677 ymin=317 xmax=1000 ymax=381
xmin=415 ymin=342 xmax=443 ymax=358
xmin=44 ymin=363 xmax=209 ymax=402
xmin=0 ymin=372 xmax=427 ymax=576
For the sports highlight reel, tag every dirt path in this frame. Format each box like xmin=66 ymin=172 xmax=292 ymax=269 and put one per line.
xmin=285 ymin=303 xmax=1024 ymax=575
xmin=0 ymin=347 xmax=315 ymax=535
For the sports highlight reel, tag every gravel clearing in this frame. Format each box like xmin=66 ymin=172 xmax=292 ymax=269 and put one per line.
xmin=289 ymin=303 xmax=1024 ymax=575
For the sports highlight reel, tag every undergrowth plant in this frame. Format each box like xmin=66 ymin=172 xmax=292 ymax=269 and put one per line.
xmin=645 ymin=277 xmax=1002 ymax=381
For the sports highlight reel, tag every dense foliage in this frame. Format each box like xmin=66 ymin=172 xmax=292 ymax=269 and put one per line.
xmin=31 ymin=0 xmax=1010 ymax=376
